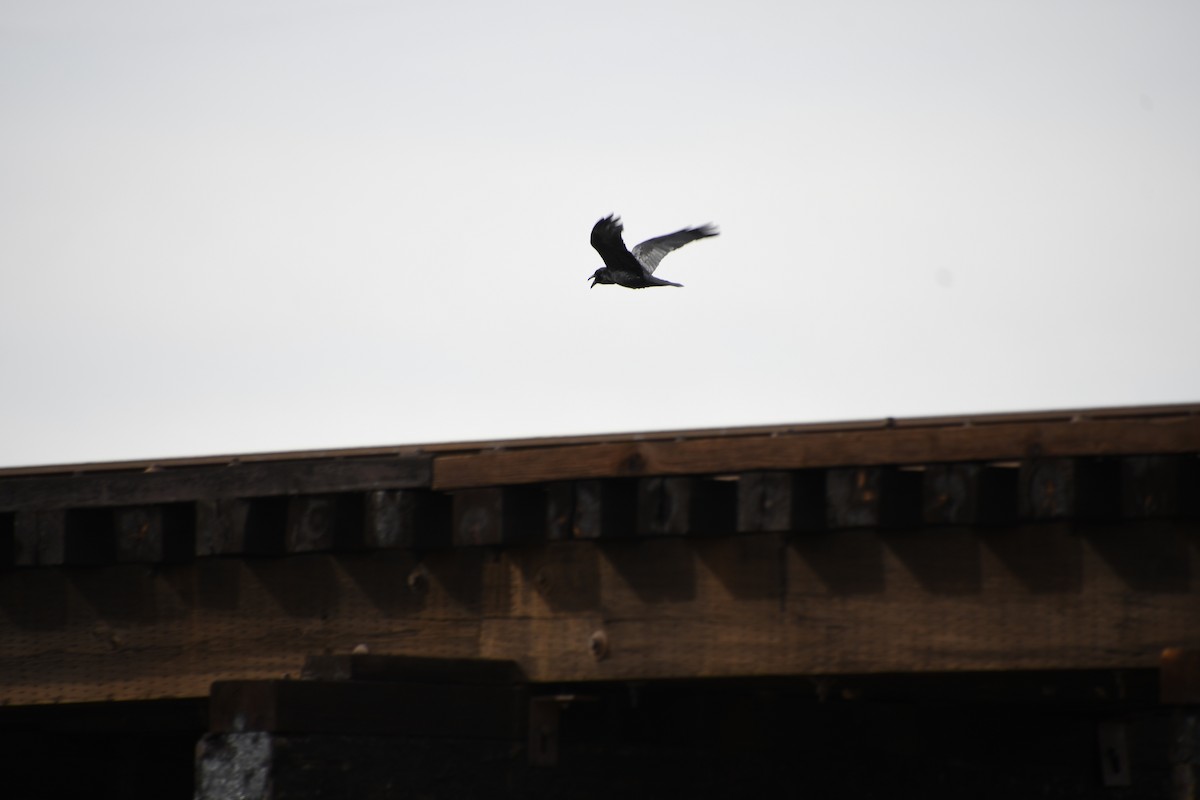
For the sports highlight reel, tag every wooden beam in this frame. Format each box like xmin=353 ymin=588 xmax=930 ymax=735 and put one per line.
xmin=4 ymin=522 xmax=1197 ymax=706
xmin=431 ymin=414 xmax=1200 ymax=489
xmin=0 ymin=457 xmax=430 ymax=512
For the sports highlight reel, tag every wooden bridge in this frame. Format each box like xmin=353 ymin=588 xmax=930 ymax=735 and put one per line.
xmin=2 ymin=402 xmax=1198 ymax=705
xmin=2 ymin=403 xmax=1199 ymax=797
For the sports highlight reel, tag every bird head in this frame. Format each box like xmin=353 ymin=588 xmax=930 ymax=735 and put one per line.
xmin=588 ymin=268 xmax=610 ymax=288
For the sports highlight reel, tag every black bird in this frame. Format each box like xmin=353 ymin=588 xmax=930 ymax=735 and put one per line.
xmin=588 ymin=214 xmax=718 ymax=288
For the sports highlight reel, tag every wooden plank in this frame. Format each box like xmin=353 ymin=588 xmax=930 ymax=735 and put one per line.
xmin=477 ymin=524 xmax=1200 ymax=681
xmin=432 ymin=413 xmax=1200 ymax=489
xmin=0 ymin=457 xmax=430 ymax=512
xmin=6 ymin=403 xmax=1195 ymax=480
xmin=1 ymin=521 xmax=1199 ymax=705
xmin=209 ymin=679 xmax=526 ymax=739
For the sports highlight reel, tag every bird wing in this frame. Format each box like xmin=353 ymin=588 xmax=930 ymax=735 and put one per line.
xmin=590 ymin=215 xmax=639 ymax=272
xmin=631 ymin=223 xmax=719 ymax=274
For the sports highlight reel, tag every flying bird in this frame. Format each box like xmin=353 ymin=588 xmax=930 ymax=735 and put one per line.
xmin=588 ymin=214 xmax=718 ymax=289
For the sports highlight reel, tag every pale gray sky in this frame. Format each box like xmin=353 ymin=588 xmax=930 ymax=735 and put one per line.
xmin=2 ymin=1 xmax=1198 ymax=467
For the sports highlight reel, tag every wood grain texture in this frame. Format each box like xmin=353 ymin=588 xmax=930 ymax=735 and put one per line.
xmin=432 ymin=413 xmax=1200 ymax=489
xmin=4 ymin=523 xmax=1196 ymax=705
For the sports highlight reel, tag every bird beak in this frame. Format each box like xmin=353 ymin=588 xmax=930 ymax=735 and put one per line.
xmin=589 ymin=278 xmax=597 ymax=288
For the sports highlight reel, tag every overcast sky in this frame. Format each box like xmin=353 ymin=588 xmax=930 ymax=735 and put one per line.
xmin=2 ymin=1 xmax=1198 ymax=468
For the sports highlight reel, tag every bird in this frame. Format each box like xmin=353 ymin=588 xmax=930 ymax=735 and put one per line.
xmin=588 ymin=214 xmax=718 ymax=289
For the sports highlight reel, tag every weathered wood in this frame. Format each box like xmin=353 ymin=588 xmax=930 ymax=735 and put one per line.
xmin=209 ymin=679 xmax=526 ymax=739
xmin=365 ymin=489 xmax=452 ymax=549
xmin=432 ymin=412 xmax=1200 ymax=489
xmin=826 ymin=468 xmax=922 ymax=529
xmin=0 ymin=457 xmax=430 ymax=512
xmin=453 ymin=487 xmax=546 ymax=547
xmin=1 ymin=523 xmax=1199 ymax=705
xmin=737 ymin=471 xmax=825 ymax=533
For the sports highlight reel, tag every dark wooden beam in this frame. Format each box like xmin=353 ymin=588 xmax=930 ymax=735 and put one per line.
xmin=432 ymin=413 xmax=1200 ymax=489
xmin=0 ymin=457 xmax=430 ymax=512
xmin=2 ymin=522 xmax=1199 ymax=705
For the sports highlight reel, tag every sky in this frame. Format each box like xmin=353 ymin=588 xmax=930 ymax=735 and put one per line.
xmin=2 ymin=1 xmax=1198 ymax=468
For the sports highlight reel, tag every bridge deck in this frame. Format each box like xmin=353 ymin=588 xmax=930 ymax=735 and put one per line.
xmin=1 ymin=404 xmax=1197 ymax=705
